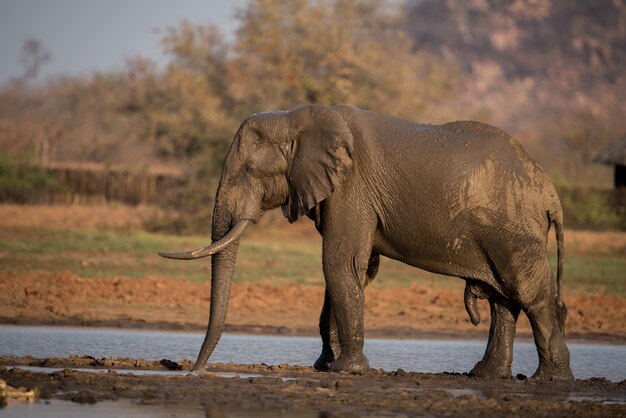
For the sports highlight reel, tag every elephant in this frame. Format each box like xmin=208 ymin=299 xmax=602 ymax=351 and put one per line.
xmin=159 ymin=104 xmax=573 ymax=380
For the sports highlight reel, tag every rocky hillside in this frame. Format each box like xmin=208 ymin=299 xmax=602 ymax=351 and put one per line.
xmin=407 ymin=0 xmax=626 ymax=84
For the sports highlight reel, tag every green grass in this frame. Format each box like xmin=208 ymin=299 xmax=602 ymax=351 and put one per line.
xmin=1 ymin=226 xmax=624 ymax=295
xmin=552 ymin=255 xmax=626 ymax=295
xmin=1 ymin=227 xmax=211 ymax=281
xmin=0 ymin=226 xmax=324 ymax=284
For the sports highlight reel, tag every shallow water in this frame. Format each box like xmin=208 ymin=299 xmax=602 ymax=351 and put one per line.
xmin=11 ymin=365 xmax=267 ymax=380
xmin=0 ymin=325 xmax=624 ymax=381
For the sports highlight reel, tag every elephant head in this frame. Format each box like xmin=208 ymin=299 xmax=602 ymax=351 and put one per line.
xmin=159 ymin=105 xmax=354 ymax=370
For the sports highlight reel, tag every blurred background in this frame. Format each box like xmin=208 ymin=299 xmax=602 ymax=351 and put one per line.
xmin=1 ymin=0 xmax=625 ymax=349
xmin=1 ymin=0 xmax=624 ymax=232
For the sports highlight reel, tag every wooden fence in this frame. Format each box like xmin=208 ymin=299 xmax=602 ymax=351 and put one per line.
xmin=42 ymin=162 xmax=182 ymax=206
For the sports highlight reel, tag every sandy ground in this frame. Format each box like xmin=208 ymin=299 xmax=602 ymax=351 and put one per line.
xmin=1 ymin=357 xmax=625 ymax=417
xmin=1 ymin=271 xmax=625 ymax=342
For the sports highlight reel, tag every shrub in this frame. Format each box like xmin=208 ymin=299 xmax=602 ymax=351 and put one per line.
xmin=0 ymin=151 xmax=57 ymax=203
xmin=557 ymin=184 xmax=626 ymax=231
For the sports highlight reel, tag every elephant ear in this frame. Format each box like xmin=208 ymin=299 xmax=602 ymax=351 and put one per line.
xmin=286 ymin=106 xmax=354 ymax=223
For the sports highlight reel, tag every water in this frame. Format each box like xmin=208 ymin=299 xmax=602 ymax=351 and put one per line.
xmin=12 ymin=365 xmax=267 ymax=380
xmin=0 ymin=325 xmax=624 ymax=381
xmin=1 ymin=400 xmax=205 ymax=418
xmin=1 ymin=399 xmax=310 ymax=418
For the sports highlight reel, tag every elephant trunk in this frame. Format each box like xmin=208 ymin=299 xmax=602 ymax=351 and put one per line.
xmin=191 ymin=206 xmax=241 ymax=371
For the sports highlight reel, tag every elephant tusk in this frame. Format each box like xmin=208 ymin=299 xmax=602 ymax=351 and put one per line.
xmin=158 ymin=220 xmax=251 ymax=260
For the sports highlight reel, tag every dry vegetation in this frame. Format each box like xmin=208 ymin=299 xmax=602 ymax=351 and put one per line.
xmin=1 ymin=0 xmax=625 ymax=231
xmin=0 ymin=203 xmax=162 ymax=231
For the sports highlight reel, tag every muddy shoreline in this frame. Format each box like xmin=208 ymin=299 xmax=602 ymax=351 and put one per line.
xmin=1 ymin=356 xmax=625 ymax=417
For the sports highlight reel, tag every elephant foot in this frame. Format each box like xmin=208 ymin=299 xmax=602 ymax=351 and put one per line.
xmin=470 ymin=360 xmax=512 ymax=379
xmin=531 ymin=364 xmax=574 ymax=381
xmin=328 ymin=353 xmax=370 ymax=374
xmin=313 ymin=351 xmax=335 ymax=371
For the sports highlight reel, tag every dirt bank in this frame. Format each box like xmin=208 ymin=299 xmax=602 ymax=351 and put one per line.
xmin=1 ymin=356 xmax=625 ymax=417
xmin=1 ymin=271 xmax=625 ymax=341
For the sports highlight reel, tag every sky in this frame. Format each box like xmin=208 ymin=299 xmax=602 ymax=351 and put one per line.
xmin=0 ymin=0 xmax=249 ymax=86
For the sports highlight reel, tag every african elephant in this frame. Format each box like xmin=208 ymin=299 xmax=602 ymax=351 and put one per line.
xmin=159 ymin=104 xmax=573 ymax=380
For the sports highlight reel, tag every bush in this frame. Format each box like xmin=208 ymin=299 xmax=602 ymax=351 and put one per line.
xmin=557 ymin=184 xmax=626 ymax=231
xmin=0 ymin=151 xmax=57 ymax=203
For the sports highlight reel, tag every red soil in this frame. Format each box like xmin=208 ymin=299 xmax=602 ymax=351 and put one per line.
xmin=1 ymin=271 xmax=624 ymax=341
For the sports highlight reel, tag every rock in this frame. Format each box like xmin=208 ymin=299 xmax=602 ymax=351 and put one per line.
xmin=0 ymin=379 xmax=39 ymax=403
xmin=160 ymin=359 xmax=182 ymax=370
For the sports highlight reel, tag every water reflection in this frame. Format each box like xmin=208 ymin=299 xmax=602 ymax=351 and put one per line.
xmin=1 ymin=399 xmax=318 ymax=418
xmin=10 ymin=366 xmax=267 ymax=380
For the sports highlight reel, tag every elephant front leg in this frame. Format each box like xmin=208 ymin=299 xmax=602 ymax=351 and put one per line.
xmin=470 ymin=297 xmax=520 ymax=379
xmin=315 ymin=253 xmax=379 ymax=371
xmin=321 ymin=246 xmax=375 ymax=373
xmin=326 ymin=277 xmax=369 ymax=373
xmin=314 ymin=289 xmax=341 ymax=371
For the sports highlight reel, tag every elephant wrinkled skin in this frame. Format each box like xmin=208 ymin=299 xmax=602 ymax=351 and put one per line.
xmin=159 ymin=104 xmax=573 ymax=380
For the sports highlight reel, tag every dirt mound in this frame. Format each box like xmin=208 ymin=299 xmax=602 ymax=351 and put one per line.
xmin=1 ymin=271 xmax=624 ymax=340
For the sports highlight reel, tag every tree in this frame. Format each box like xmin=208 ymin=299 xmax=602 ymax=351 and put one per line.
xmin=117 ymin=0 xmax=457 ymax=232
xmin=230 ymin=0 xmax=455 ymax=118
xmin=19 ymin=38 xmax=51 ymax=81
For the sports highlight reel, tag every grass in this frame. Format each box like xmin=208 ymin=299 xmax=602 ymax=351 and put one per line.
xmin=0 ymin=226 xmax=323 ymax=284
xmin=554 ymin=255 xmax=626 ymax=295
xmin=1 ymin=226 xmax=624 ymax=295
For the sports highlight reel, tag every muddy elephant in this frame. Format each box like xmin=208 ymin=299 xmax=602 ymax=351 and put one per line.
xmin=159 ymin=104 xmax=573 ymax=380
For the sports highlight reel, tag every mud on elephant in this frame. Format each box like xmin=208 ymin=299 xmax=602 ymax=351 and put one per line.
xmin=159 ymin=104 xmax=573 ymax=380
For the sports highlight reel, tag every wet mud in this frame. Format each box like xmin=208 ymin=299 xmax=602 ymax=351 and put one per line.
xmin=1 ymin=356 xmax=625 ymax=417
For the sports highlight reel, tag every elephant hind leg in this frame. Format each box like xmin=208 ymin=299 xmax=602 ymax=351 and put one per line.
xmin=504 ymin=253 xmax=573 ymax=380
xmin=470 ymin=296 xmax=520 ymax=379
xmin=480 ymin=233 xmax=573 ymax=381
xmin=524 ymin=300 xmax=573 ymax=380
xmin=518 ymin=265 xmax=573 ymax=380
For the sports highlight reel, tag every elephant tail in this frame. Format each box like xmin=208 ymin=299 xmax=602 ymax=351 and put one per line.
xmin=549 ymin=207 xmax=567 ymax=335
